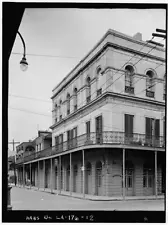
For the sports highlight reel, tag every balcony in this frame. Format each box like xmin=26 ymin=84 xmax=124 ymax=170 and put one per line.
xmin=146 ymin=90 xmax=155 ymax=98
xmin=86 ymin=96 xmax=91 ymax=103
xmin=15 ymin=132 xmax=165 ymax=165
xmin=125 ymin=86 xmax=134 ymax=94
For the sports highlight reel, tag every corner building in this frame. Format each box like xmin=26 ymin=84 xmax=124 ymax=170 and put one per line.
xmin=16 ymin=29 xmax=166 ymax=199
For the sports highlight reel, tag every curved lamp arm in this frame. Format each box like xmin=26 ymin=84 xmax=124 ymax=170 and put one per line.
xmin=17 ymin=31 xmax=28 ymax=71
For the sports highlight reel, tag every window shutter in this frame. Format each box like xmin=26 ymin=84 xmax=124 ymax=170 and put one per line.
xmin=125 ymin=114 xmax=129 ymax=136
xmin=146 ymin=117 xmax=151 ymax=138
xmin=129 ymin=115 xmax=134 ymax=136
xmin=155 ymin=119 xmax=160 ymax=139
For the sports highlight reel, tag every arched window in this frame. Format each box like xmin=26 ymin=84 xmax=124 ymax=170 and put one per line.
xmin=73 ymin=88 xmax=78 ymax=111
xmin=125 ymin=65 xmax=134 ymax=94
xmin=146 ymin=70 xmax=155 ymax=98
xmin=86 ymin=77 xmax=91 ymax=103
xmin=86 ymin=162 xmax=92 ymax=175
xmin=143 ymin=162 xmax=154 ymax=188
xmin=96 ymin=161 xmax=102 ymax=187
xmin=67 ymin=93 xmax=70 ymax=115
xmin=59 ymin=99 xmax=62 ymax=120
xmin=96 ymin=67 xmax=102 ymax=96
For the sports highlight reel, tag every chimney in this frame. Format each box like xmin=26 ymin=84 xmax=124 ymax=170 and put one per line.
xmin=133 ymin=32 xmax=142 ymax=41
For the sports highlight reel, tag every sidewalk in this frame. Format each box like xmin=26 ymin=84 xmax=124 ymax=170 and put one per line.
xmin=15 ymin=184 xmax=165 ymax=201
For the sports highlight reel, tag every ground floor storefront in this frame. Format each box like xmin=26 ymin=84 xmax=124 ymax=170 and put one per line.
xmin=16 ymin=148 xmax=165 ymax=198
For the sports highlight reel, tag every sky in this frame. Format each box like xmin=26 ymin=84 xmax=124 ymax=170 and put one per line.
xmin=8 ymin=7 xmax=166 ymax=153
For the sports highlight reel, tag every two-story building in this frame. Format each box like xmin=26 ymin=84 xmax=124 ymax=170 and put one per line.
xmin=16 ymin=29 xmax=165 ymax=199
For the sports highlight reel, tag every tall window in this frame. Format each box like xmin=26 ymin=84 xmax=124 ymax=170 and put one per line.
xmin=55 ymin=136 xmax=59 ymax=151
xmin=67 ymin=93 xmax=70 ymax=115
xmin=59 ymin=99 xmax=62 ymax=120
xmin=125 ymin=65 xmax=134 ymax=94
xmin=73 ymin=88 xmax=78 ymax=111
xmin=59 ymin=133 xmax=63 ymax=150
xmin=145 ymin=117 xmax=160 ymax=146
xmin=96 ymin=67 xmax=102 ymax=96
xmin=96 ymin=115 xmax=103 ymax=144
xmin=55 ymin=103 xmax=58 ymax=123
xmin=67 ymin=127 xmax=77 ymax=149
xmin=86 ymin=121 xmax=91 ymax=140
xmin=125 ymin=161 xmax=134 ymax=188
xmin=86 ymin=77 xmax=91 ymax=103
xmin=146 ymin=70 xmax=155 ymax=98
xmin=124 ymin=114 xmax=134 ymax=141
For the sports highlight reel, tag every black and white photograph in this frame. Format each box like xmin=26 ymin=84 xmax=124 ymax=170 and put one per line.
xmin=3 ymin=2 xmax=166 ymax=223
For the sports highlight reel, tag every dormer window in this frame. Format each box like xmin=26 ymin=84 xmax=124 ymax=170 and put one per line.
xmin=125 ymin=65 xmax=134 ymax=94
xmin=146 ymin=70 xmax=155 ymax=98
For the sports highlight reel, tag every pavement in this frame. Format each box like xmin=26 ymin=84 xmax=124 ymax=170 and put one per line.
xmin=11 ymin=186 xmax=165 ymax=211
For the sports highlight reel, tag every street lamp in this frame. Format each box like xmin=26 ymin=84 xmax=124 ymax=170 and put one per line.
xmin=17 ymin=31 xmax=28 ymax=71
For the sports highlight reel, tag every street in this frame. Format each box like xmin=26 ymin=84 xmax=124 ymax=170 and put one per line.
xmin=11 ymin=186 xmax=165 ymax=211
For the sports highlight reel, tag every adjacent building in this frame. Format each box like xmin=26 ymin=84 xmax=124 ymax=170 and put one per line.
xmin=16 ymin=29 xmax=165 ymax=198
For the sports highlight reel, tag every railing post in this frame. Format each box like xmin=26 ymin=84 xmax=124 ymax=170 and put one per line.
xmin=82 ymin=149 xmax=85 ymax=198
xmin=30 ymin=163 xmax=31 ymax=189
xmin=23 ymin=164 xmax=25 ymax=188
xmin=38 ymin=160 xmax=40 ymax=189
xmin=70 ymin=153 xmax=72 ymax=196
xmin=50 ymin=158 xmax=53 ymax=193
xmin=43 ymin=160 xmax=45 ymax=190
xmin=122 ymin=148 xmax=125 ymax=200
xmin=59 ymin=155 xmax=61 ymax=194
xmin=155 ymin=151 xmax=158 ymax=198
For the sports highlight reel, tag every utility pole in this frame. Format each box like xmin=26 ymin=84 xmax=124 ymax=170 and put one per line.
xmin=8 ymin=139 xmax=20 ymax=186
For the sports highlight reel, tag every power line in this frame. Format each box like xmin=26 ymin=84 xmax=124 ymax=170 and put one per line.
xmin=9 ymin=106 xmax=51 ymax=117
xmin=9 ymin=94 xmax=51 ymax=103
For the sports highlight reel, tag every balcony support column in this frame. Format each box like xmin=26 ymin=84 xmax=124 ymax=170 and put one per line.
xmin=70 ymin=153 xmax=72 ymax=196
xmin=122 ymin=148 xmax=125 ymax=200
xmin=59 ymin=156 xmax=61 ymax=194
xmin=50 ymin=158 xmax=53 ymax=193
xmin=30 ymin=163 xmax=31 ymax=189
xmin=155 ymin=151 xmax=158 ymax=198
xmin=82 ymin=149 xmax=85 ymax=198
xmin=23 ymin=164 xmax=25 ymax=188
xmin=43 ymin=160 xmax=45 ymax=190
xmin=38 ymin=161 xmax=40 ymax=189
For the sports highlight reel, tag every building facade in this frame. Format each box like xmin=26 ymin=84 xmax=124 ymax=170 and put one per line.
xmin=16 ymin=29 xmax=165 ymax=198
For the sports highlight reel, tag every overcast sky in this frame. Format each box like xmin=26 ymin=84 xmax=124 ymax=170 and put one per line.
xmin=8 ymin=7 xmax=166 ymax=152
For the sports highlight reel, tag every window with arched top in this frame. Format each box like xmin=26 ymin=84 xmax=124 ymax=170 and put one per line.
xmin=96 ymin=67 xmax=102 ymax=96
xmin=73 ymin=87 xmax=78 ymax=111
xmin=146 ymin=70 xmax=155 ymax=98
xmin=86 ymin=162 xmax=92 ymax=175
xmin=125 ymin=65 xmax=134 ymax=94
xmin=67 ymin=93 xmax=70 ymax=115
xmin=125 ymin=160 xmax=134 ymax=188
xmin=86 ymin=76 xmax=91 ymax=103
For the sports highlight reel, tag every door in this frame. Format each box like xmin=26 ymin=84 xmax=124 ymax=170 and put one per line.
xmin=95 ymin=161 xmax=102 ymax=196
xmin=55 ymin=166 xmax=58 ymax=190
xmin=95 ymin=116 xmax=103 ymax=144
xmin=125 ymin=161 xmax=134 ymax=196
xmin=143 ymin=162 xmax=154 ymax=195
xmin=85 ymin=162 xmax=92 ymax=194
xmin=146 ymin=118 xmax=160 ymax=147
xmin=73 ymin=165 xmax=77 ymax=192
xmin=66 ymin=166 xmax=70 ymax=191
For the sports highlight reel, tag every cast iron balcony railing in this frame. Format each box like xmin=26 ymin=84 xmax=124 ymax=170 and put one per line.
xmin=15 ymin=131 xmax=165 ymax=165
xmin=146 ymin=90 xmax=155 ymax=98
xmin=97 ymin=88 xmax=102 ymax=96
xmin=86 ymin=96 xmax=91 ymax=103
xmin=125 ymin=86 xmax=134 ymax=94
